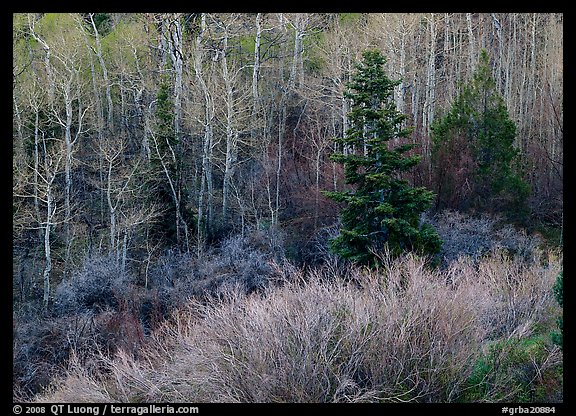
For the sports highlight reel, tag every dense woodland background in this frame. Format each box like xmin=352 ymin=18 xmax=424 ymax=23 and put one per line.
xmin=13 ymin=13 xmax=563 ymax=403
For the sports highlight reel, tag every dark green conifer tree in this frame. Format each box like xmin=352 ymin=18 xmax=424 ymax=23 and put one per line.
xmin=431 ymin=49 xmax=530 ymax=221
xmin=147 ymin=75 xmax=193 ymax=248
xmin=324 ymin=50 xmax=441 ymax=265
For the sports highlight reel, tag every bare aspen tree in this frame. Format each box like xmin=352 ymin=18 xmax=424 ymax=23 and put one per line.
xmin=168 ymin=13 xmax=189 ymax=251
xmin=99 ymin=137 xmax=123 ymax=254
xmin=218 ymin=15 xmax=241 ymax=225
xmin=95 ymin=132 xmax=159 ymax=268
xmin=82 ymin=21 xmax=107 ymax=223
xmin=27 ymin=17 xmax=53 ymax=230
xmin=306 ymin=109 xmax=331 ymax=228
xmin=396 ymin=15 xmax=411 ymax=115
xmin=274 ymin=13 xmax=289 ymax=225
xmin=89 ymin=13 xmax=114 ymax=132
xmin=491 ymin=13 xmax=503 ymax=90
xmin=193 ymin=13 xmax=215 ymax=249
xmin=168 ymin=14 xmax=184 ymax=140
xmin=271 ymin=13 xmax=308 ymax=225
xmin=29 ymin=14 xmax=90 ymax=277
xmin=442 ymin=13 xmax=454 ymax=101
xmin=289 ymin=14 xmax=306 ymax=90
xmin=40 ymin=140 xmax=63 ymax=309
xmin=411 ymin=71 xmax=420 ymax=139
xmin=28 ymin=15 xmax=54 ymax=104
xmin=52 ymin=52 xmax=89 ymax=276
xmin=422 ymin=13 xmax=436 ymax=180
xmin=525 ymin=13 xmax=537 ymax=145
xmin=14 ymin=137 xmax=66 ymax=309
xmin=466 ymin=13 xmax=476 ymax=74
xmin=251 ymin=13 xmax=262 ymax=125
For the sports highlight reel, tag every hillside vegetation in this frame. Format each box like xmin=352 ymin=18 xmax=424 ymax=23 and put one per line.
xmin=13 ymin=13 xmax=562 ymax=403
xmin=36 ymin=244 xmax=562 ymax=403
xmin=17 ymin=211 xmax=562 ymax=403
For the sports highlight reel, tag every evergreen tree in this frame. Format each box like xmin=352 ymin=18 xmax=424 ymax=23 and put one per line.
xmin=324 ymin=50 xmax=441 ymax=265
xmin=431 ymin=49 xmax=530 ymax=221
xmin=148 ymin=75 xmax=193 ymax=248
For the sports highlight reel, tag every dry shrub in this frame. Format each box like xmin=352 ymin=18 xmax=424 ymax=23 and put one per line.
xmin=426 ymin=210 xmax=543 ymax=267
xmin=145 ymin=228 xmax=284 ymax=311
xmin=34 ymin=351 xmax=115 ymax=403
xmin=36 ymin=249 xmax=561 ymax=403
xmin=53 ymin=253 xmax=132 ymax=316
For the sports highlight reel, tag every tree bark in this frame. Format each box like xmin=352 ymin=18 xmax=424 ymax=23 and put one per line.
xmin=168 ymin=14 xmax=183 ymax=140
xmin=423 ymin=13 xmax=436 ymax=181
xmin=466 ymin=13 xmax=476 ymax=74
xmin=221 ymin=21 xmax=239 ymax=225
xmin=252 ymin=13 xmax=262 ymax=120
xmin=89 ymin=13 xmax=114 ymax=132
xmin=194 ymin=13 xmax=215 ymax=248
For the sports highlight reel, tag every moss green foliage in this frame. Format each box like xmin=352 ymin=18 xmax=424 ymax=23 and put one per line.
xmin=338 ymin=13 xmax=362 ymax=25
xmin=324 ymin=50 xmax=442 ymax=265
xmin=100 ymin=19 xmax=148 ymax=69
xmin=91 ymin=13 xmax=112 ymax=36
xmin=35 ymin=13 xmax=85 ymax=48
xmin=303 ymin=29 xmax=325 ymax=74
xmin=432 ymin=50 xmax=530 ymax=222
xmin=552 ymin=271 xmax=563 ymax=349
xmin=154 ymin=76 xmax=176 ymax=146
xmin=145 ymin=75 xmax=194 ymax=246
xmin=461 ymin=333 xmax=562 ymax=402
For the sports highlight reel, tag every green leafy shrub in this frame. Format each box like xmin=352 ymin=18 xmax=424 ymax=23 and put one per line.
xmin=551 ymin=271 xmax=563 ymax=349
xmin=461 ymin=334 xmax=562 ymax=402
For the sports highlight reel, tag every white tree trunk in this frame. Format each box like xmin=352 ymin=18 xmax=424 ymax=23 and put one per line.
xmin=195 ymin=13 xmax=215 ymax=248
xmin=423 ymin=13 xmax=436 ymax=180
xmin=89 ymin=14 xmax=114 ymax=131
xmin=169 ymin=15 xmax=183 ymax=140
xmin=221 ymin=24 xmax=238 ymax=224
xmin=466 ymin=13 xmax=476 ymax=74
xmin=43 ymin=191 xmax=53 ymax=309
xmin=252 ymin=13 xmax=262 ymax=119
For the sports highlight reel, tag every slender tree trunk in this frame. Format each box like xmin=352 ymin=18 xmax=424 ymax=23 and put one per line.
xmin=106 ymin=154 xmax=117 ymax=252
xmin=466 ymin=13 xmax=476 ymax=74
xmin=411 ymin=72 xmax=420 ymax=137
xmin=159 ymin=16 xmax=169 ymax=70
xmin=397 ymin=24 xmax=407 ymax=115
xmin=221 ymin=25 xmax=238 ymax=225
xmin=119 ymin=78 xmax=127 ymax=138
xmin=121 ymin=231 xmax=128 ymax=275
xmin=61 ymin=74 xmax=74 ymax=277
xmin=492 ymin=13 xmax=503 ymax=91
xmin=32 ymin=107 xmax=41 ymax=230
xmin=290 ymin=14 xmax=306 ymax=90
xmin=252 ymin=12 xmax=262 ymax=123
xmin=194 ymin=13 xmax=214 ymax=249
xmin=423 ymin=13 xmax=436 ymax=182
xmin=40 ymin=139 xmax=60 ymax=310
xmin=169 ymin=15 xmax=183 ymax=140
xmin=89 ymin=13 xmax=113 ymax=132
xmin=43 ymin=192 xmax=53 ymax=309
xmin=83 ymin=25 xmax=107 ymax=223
